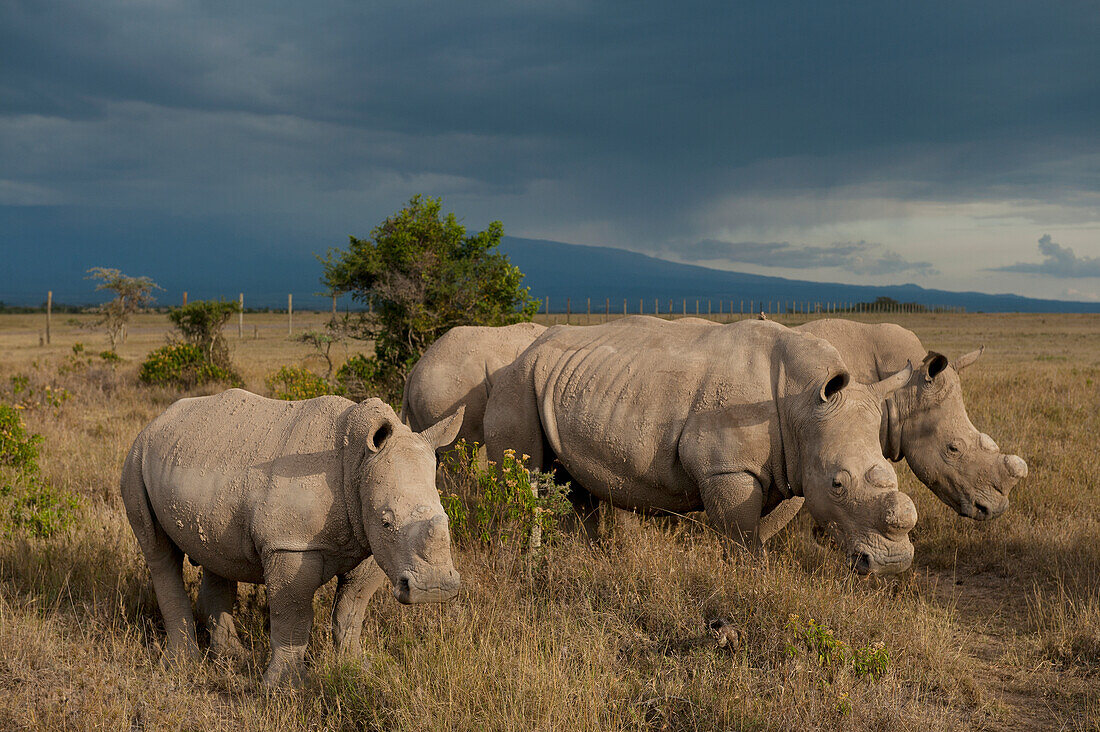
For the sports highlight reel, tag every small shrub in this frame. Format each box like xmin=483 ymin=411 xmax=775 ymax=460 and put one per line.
xmin=439 ymin=441 xmax=571 ymax=550
xmin=7 ymin=375 xmax=70 ymax=411
xmin=0 ymin=403 xmax=44 ymax=473
xmin=168 ymin=299 xmax=240 ymax=368
xmin=265 ymin=365 xmax=336 ymax=401
xmin=139 ymin=343 xmax=242 ymax=389
xmin=1 ymin=480 xmax=78 ymax=538
xmin=99 ymin=350 xmax=122 ymax=364
xmin=0 ymin=404 xmax=77 ymax=538
xmin=335 ymin=353 xmax=379 ymax=401
xmin=784 ymin=614 xmax=890 ymax=680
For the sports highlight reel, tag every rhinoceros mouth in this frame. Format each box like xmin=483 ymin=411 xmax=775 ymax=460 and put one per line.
xmin=392 ymin=570 xmax=461 ymax=604
xmin=848 ymin=546 xmax=913 ymax=576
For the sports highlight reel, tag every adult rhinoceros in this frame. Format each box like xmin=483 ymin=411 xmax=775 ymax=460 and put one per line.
xmin=408 ymin=317 xmax=1027 ymax=522
xmin=483 ymin=319 xmax=917 ymax=575
xmin=795 ymin=319 xmax=1027 ymax=519
xmin=402 ymin=321 xmax=546 ymax=449
xmin=121 ymin=389 xmax=464 ymax=687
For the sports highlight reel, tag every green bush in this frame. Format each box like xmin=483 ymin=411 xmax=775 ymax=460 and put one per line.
xmin=335 ymin=354 xmax=379 ymax=401
xmin=139 ymin=343 xmax=242 ymax=389
xmin=0 ymin=403 xmax=43 ymax=472
xmin=784 ymin=614 xmax=890 ymax=680
xmin=1 ymin=480 xmax=78 ymax=538
xmin=0 ymin=403 xmax=77 ymax=538
xmin=439 ymin=441 xmax=571 ymax=550
xmin=265 ymin=365 xmax=336 ymax=401
xmin=99 ymin=350 xmax=122 ymax=364
xmin=168 ymin=299 xmax=240 ymax=367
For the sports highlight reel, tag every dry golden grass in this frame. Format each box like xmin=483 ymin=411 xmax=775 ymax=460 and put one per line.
xmin=0 ymin=311 xmax=1097 ymax=730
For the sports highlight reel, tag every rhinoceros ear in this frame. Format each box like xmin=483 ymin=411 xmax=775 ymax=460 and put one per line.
xmin=345 ymin=398 xmax=398 ymax=454
xmin=420 ymin=405 xmax=465 ymax=450
xmin=921 ymin=352 xmax=949 ymax=382
xmin=951 ymin=346 xmax=984 ymax=373
xmin=871 ymin=361 xmax=913 ymax=401
xmin=818 ymin=370 xmax=851 ymax=402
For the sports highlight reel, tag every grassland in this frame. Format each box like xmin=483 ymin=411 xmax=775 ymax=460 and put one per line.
xmin=0 ymin=311 xmax=1097 ymax=730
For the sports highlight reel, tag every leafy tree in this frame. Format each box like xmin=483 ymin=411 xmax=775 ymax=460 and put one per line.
xmin=168 ymin=299 xmax=241 ymax=368
xmin=322 ymin=195 xmax=538 ymax=396
xmin=85 ymin=268 xmax=161 ymax=351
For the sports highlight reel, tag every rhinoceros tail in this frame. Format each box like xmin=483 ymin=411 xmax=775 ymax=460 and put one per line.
xmin=120 ymin=439 xmax=161 ymax=551
xmin=758 ymin=496 xmax=805 ymax=543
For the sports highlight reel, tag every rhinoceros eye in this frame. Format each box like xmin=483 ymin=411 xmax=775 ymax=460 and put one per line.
xmin=380 ymin=509 xmax=395 ymax=529
xmin=946 ymin=442 xmax=962 ymax=455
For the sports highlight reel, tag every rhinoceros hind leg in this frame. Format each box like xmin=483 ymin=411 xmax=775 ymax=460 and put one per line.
xmin=138 ymin=532 xmax=201 ymax=665
xmin=262 ymin=550 xmax=324 ymax=689
xmin=332 ymin=557 xmax=387 ymax=656
xmin=197 ymin=569 xmax=247 ymax=662
xmin=700 ymin=472 xmax=765 ymax=555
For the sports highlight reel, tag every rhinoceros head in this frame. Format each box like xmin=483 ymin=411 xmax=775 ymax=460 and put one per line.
xmin=891 ymin=348 xmax=1028 ymax=520
xmin=344 ymin=399 xmax=465 ymax=604
xmin=795 ymin=364 xmax=918 ymax=575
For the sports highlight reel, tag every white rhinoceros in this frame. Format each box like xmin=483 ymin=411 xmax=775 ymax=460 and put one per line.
xmin=795 ymin=319 xmax=1027 ymax=519
xmin=402 ymin=321 xmax=547 ymax=449
xmin=120 ymin=389 xmax=464 ymax=687
xmin=406 ymin=317 xmax=1026 ymax=522
xmin=483 ymin=318 xmax=917 ymax=574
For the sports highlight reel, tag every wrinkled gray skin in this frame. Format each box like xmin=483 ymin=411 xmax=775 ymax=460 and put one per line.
xmin=484 ymin=318 xmax=918 ymax=575
xmin=120 ymin=389 xmax=464 ymax=687
xmin=402 ymin=322 xmax=547 ymax=449
xmin=795 ymin=320 xmax=1028 ymax=519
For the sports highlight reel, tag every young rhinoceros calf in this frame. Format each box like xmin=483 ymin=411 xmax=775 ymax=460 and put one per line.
xmin=120 ymin=389 xmax=464 ymax=687
xmin=484 ymin=319 xmax=918 ymax=575
xmin=796 ymin=319 xmax=1028 ymax=519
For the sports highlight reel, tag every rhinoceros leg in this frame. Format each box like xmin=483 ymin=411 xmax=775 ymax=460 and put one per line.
xmin=262 ymin=550 xmax=324 ymax=688
xmin=197 ymin=569 xmax=247 ymax=661
xmin=332 ymin=557 xmax=387 ymax=656
xmin=145 ymin=540 xmax=201 ymax=664
xmin=120 ymin=453 xmax=199 ymax=664
xmin=700 ymin=472 xmax=765 ymax=553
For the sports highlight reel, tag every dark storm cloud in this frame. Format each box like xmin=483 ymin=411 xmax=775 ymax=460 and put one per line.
xmin=677 ymin=240 xmax=938 ymax=276
xmin=1 ymin=0 xmax=1098 ymax=286
xmin=991 ymin=235 xmax=1100 ymax=278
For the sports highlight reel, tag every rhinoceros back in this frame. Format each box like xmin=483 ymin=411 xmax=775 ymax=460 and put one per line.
xmin=137 ymin=389 xmax=361 ymax=581
xmin=520 ymin=319 xmax=838 ymax=512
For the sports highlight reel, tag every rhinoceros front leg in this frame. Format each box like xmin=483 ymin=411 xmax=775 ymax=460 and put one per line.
xmin=332 ymin=557 xmax=387 ymax=656
xmin=262 ymin=550 xmax=324 ymax=688
xmin=197 ymin=569 xmax=247 ymax=662
xmin=700 ymin=472 xmax=765 ymax=554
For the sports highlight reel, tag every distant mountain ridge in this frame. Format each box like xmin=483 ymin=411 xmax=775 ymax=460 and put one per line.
xmin=500 ymin=237 xmax=1100 ymax=314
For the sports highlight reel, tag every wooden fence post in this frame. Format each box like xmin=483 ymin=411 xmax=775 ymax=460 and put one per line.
xmin=586 ymin=297 xmax=591 ymax=325
xmin=45 ymin=290 xmax=52 ymax=345
xmin=238 ymin=293 xmax=244 ymax=338
xmin=288 ymin=293 xmax=293 ymax=335
xmin=624 ymin=299 xmax=627 ymax=316
xmin=566 ymin=298 xmax=571 ymax=324
xmin=606 ymin=298 xmax=610 ymax=320
xmin=182 ymin=291 xmax=188 ymax=306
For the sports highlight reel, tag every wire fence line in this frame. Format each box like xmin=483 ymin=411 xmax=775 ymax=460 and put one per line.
xmin=537 ymin=296 xmax=965 ymax=323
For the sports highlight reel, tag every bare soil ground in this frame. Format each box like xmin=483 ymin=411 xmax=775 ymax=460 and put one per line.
xmin=0 ymin=311 xmax=1097 ymax=730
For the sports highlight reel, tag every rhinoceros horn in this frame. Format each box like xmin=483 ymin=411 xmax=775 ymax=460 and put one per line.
xmin=952 ymin=346 xmax=985 ymax=372
xmin=871 ymin=361 xmax=913 ymax=402
xmin=420 ymin=405 xmax=466 ymax=450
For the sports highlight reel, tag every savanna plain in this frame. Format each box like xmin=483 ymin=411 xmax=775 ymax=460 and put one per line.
xmin=0 ymin=311 xmax=1097 ymax=731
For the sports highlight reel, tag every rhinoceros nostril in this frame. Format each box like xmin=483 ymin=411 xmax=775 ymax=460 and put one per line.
xmin=850 ymin=552 xmax=872 ymax=574
xmin=973 ymin=502 xmax=990 ymax=518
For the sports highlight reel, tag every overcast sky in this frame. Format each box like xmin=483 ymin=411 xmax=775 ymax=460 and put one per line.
xmin=3 ymin=0 xmax=1099 ymax=301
